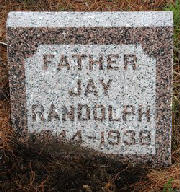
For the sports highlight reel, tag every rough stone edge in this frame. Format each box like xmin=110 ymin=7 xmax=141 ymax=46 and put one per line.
xmin=7 ymin=11 xmax=173 ymax=28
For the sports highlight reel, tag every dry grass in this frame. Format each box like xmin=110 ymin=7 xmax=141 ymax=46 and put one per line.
xmin=0 ymin=0 xmax=180 ymax=191
xmin=133 ymin=164 xmax=180 ymax=192
xmin=0 ymin=101 xmax=11 ymax=151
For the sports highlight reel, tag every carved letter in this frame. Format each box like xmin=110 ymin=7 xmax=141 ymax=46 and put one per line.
xmin=78 ymin=104 xmax=90 ymax=121
xmin=69 ymin=79 xmax=81 ymax=96
xmin=32 ymin=104 xmax=45 ymax=122
xmin=100 ymin=131 xmax=105 ymax=144
xmin=108 ymin=105 xmax=120 ymax=121
xmin=71 ymin=130 xmax=82 ymax=143
xmin=85 ymin=79 xmax=98 ymax=97
xmin=108 ymin=130 xmax=120 ymax=145
xmin=57 ymin=55 xmax=70 ymax=71
xmin=138 ymin=105 xmax=150 ymax=122
xmin=99 ymin=79 xmax=112 ymax=96
xmin=62 ymin=105 xmax=75 ymax=121
xmin=93 ymin=104 xmax=106 ymax=121
xmin=139 ymin=130 xmax=151 ymax=145
xmin=72 ymin=54 xmax=87 ymax=70
xmin=89 ymin=54 xmax=103 ymax=70
xmin=123 ymin=130 xmax=135 ymax=145
xmin=47 ymin=104 xmax=60 ymax=121
xmin=107 ymin=54 xmax=119 ymax=70
xmin=43 ymin=54 xmax=54 ymax=70
xmin=124 ymin=54 xmax=137 ymax=70
xmin=122 ymin=105 xmax=135 ymax=121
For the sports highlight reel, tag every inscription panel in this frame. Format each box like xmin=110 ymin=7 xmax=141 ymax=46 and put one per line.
xmin=25 ymin=44 xmax=156 ymax=154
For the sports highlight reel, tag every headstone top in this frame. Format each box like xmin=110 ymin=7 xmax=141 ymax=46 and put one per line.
xmin=7 ymin=11 xmax=173 ymax=28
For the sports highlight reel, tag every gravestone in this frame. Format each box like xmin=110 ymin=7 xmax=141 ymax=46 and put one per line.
xmin=7 ymin=11 xmax=173 ymax=165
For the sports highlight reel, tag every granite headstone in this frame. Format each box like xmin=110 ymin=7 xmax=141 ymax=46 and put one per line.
xmin=7 ymin=11 xmax=173 ymax=165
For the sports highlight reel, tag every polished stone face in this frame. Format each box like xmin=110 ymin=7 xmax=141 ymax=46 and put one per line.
xmin=7 ymin=11 xmax=173 ymax=165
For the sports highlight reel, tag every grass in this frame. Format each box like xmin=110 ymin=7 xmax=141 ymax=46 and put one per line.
xmin=163 ymin=178 xmax=174 ymax=192
xmin=163 ymin=0 xmax=180 ymax=44
xmin=0 ymin=0 xmax=180 ymax=191
xmin=163 ymin=0 xmax=180 ymax=67
xmin=163 ymin=0 xmax=180 ymax=160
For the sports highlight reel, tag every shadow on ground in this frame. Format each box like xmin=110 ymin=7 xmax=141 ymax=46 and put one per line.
xmin=0 ymin=133 xmax=148 ymax=192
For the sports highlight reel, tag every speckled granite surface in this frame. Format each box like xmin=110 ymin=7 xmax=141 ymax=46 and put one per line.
xmin=7 ymin=12 xmax=173 ymax=166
